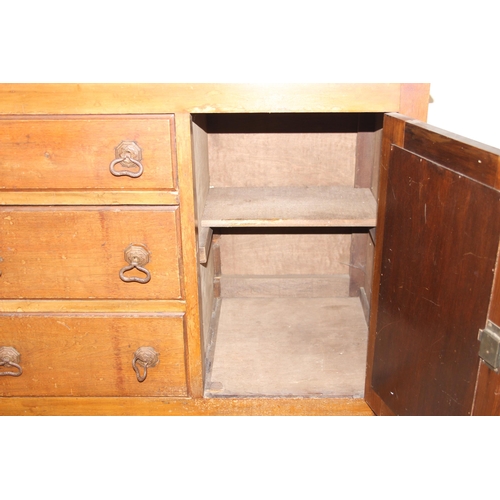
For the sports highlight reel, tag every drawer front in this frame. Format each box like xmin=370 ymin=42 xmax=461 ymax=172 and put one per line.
xmin=0 ymin=207 xmax=182 ymax=300
xmin=0 ymin=314 xmax=187 ymax=397
xmin=0 ymin=115 xmax=176 ymax=190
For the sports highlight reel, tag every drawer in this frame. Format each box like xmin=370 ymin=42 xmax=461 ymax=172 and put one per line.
xmin=0 ymin=207 xmax=182 ymax=300
xmin=0 ymin=115 xmax=176 ymax=190
xmin=0 ymin=314 xmax=187 ymax=397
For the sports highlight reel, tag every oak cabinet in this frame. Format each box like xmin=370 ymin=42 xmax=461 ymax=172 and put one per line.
xmin=1 ymin=84 xmax=498 ymax=415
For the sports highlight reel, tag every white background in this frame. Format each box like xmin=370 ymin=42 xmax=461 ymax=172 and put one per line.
xmin=2 ymin=2 xmax=499 ymax=147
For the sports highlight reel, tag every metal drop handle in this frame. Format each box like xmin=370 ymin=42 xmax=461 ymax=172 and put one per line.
xmin=0 ymin=346 xmax=23 ymax=377
xmin=119 ymin=244 xmax=151 ymax=284
xmin=132 ymin=347 xmax=159 ymax=383
xmin=109 ymin=141 xmax=144 ymax=178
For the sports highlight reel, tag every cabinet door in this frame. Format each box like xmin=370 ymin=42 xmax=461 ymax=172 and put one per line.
xmin=365 ymin=114 xmax=500 ymax=416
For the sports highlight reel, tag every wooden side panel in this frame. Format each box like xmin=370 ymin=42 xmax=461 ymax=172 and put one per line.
xmin=191 ymin=115 xmax=210 ymax=227
xmin=364 ymin=113 xmax=410 ymax=415
xmin=0 ymin=207 xmax=182 ymax=300
xmin=0 ymin=314 xmax=187 ymax=397
xmin=0 ymin=116 xmax=176 ymax=190
xmin=172 ymin=113 xmax=204 ymax=398
xmin=371 ymin=147 xmax=500 ymax=415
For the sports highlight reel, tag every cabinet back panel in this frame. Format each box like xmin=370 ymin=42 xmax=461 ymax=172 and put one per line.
xmin=218 ymin=230 xmax=352 ymax=276
xmin=208 ymin=133 xmax=356 ymax=188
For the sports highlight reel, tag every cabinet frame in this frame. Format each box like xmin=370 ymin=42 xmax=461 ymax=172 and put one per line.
xmin=0 ymin=84 xmax=438 ymax=415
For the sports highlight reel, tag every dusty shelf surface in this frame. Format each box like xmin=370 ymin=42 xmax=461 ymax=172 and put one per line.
xmin=201 ymin=186 xmax=377 ymax=227
xmin=206 ymin=296 xmax=368 ymax=397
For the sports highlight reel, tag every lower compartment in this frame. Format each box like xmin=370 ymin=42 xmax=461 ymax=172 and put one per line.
xmin=205 ymin=296 xmax=368 ymax=397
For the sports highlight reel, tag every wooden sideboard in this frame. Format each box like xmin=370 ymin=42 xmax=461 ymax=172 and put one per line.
xmin=1 ymin=84 xmax=499 ymax=416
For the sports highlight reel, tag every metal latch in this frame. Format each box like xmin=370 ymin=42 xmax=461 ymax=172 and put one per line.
xmin=479 ymin=321 xmax=500 ymax=371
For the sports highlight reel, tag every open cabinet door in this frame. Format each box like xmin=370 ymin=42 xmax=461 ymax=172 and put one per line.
xmin=472 ymin=244 xmax=500 ymax=415
xmin=365 ymin=114 xmax=500 ymax=416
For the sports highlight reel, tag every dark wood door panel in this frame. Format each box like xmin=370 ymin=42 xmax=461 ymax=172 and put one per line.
xmin=371 ymin=146 xmax=500 ymax=415
xmin=472 ymin=242 xmax=500 ymax=415
xmin=403 ymin=120 xmax=500 ymax=189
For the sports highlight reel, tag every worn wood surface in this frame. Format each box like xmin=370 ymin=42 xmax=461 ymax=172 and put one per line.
xmin=364 ymin=237 xmax=374 ymax=310
xmin=0 ymin=207 xmax=182 ymax=300
xmin=207 ymin=297 xmax=368 ymax=397
xmin=175 ymin=113 xmax=205 ymax=398
xmin=404 ymin=120 xmax=500 ymax=189
xmin=473 ymin=242 xmax=500 ymax=415
xmin=0 ymin=314 xmax=187 ymax=397
xmin=208 ymin=132 xmax=357 ymax=188
xmin=0 ymin=84 xmax=433 ymax=415
xmin=219 ymin=274 xmax=350 ymax=298
xmin=0 ymin=115 xmax=176 ymax=190
xmin=0 ymin=191 xmax=179 ymax=206
xmin=202 ymin=187 xmax=377 ymax=227
xmin=349 ymin=233 xmax=368 ymax=297
xmin=371 ymin=146 xmax=500 ymax=415
xmin=0 ymin=300 xmax=185 ymax=313
xmin=355 ymin=114 xmax=384 ymax=191
xmin=198 ymin=226 xmax=213 ymax=264
xmin=0 ymin=84 xmax=407 ymax=115
xmin=0 ymin=396 xmax=374 ymax=416
xmin=218 ymin=229 xmax=352 ymax=276
xmin=399 ymin=83 xmax=431 ymax=122
xmin=364 ymin=113 xmax=410 ymax=414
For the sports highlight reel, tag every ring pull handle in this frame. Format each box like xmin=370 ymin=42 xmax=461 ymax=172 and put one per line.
xmin=0 ymin=346 xmax=23 ymax=377
xmin=109 ymin=141 xmax=144 ymax=178
xmin=119 ymin=244 xmax=151 ymax=284
xmin=132 ymin=347 xmax=159 ymax=383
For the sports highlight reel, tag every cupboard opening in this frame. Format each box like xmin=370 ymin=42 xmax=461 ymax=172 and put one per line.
xmin=191 ymin=112 xmax=384 ymax=397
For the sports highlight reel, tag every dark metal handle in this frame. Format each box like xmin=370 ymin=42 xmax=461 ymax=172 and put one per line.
xmin=119 ymin=244 xmax=151 ymax=284
xmin=109 ymin=141 xmax=144 ymax=178
xmin=0 ymin=346 xmax=23 ymax=377
xmin=119 ymin=263 xmax=151 ymax=284
xmin=132 ymin=347 xmax=159 ymax=383
xmin=110 ymin=156 xmax=144 ymax=178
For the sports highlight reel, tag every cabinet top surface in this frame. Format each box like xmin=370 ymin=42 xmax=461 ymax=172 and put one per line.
xmin=0 ymin=83 xmax=429 ymax=115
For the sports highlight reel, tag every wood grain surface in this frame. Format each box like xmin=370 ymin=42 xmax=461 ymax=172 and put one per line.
xmin=0 ymin=207 xmax=182 ymax=300
xmin=371 ymin=147 xmax=500 ymax=415
xmin=0 ymin=115 xmax=176 ymax=190
xmin=202 ymin=187 xmax=377 ymax=227
xmin=0 ymin=396 xmax=374 ymax=416
xmin=0 ymin=314 xmax=187 ymax=397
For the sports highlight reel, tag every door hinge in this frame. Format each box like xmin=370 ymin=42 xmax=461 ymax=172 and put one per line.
xmin=479 ymin=321 xmax=500 ymax=371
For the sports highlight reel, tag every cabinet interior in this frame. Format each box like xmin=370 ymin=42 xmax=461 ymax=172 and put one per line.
xmin=192 ymin=112 xmax=384 ymax=397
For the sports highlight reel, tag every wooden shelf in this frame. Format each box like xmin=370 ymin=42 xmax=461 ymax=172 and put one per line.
xmin=206 ymin=296 xmax=368 ymax=398
xmin=201 ymin=186 xmax=377 ymax=228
